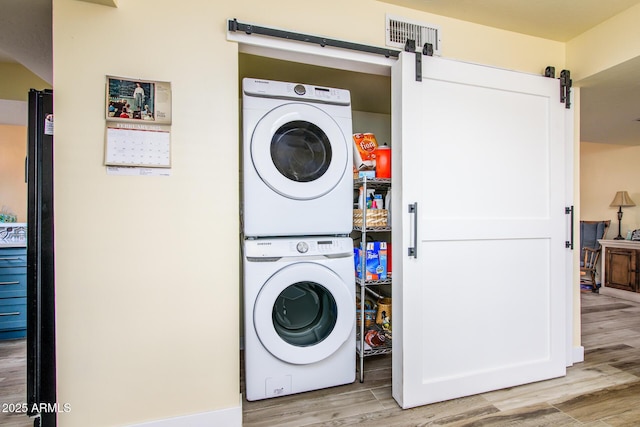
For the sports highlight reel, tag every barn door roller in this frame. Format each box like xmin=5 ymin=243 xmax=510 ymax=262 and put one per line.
xmin=560 ymin=70 xmax=572 ymax=109
xmin=405 ymin=39 xmax=434 ymax=81
xmin=544 ymin=66 xmax=572 ymax=109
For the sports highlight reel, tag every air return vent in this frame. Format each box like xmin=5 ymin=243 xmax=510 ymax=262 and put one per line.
xmin=386 ymin=14 xmax=441 ymax=55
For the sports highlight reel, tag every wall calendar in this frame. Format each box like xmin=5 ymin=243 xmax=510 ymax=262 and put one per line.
xmin=104 ymin=75 xmax=172 ymax=169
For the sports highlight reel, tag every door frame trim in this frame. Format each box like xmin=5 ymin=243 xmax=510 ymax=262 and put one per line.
xmin=227 ymin=28 xmax=396 ymax=77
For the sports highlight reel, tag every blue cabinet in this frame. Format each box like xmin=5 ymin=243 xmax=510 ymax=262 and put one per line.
xmin=0 ymin=246 xmax=27 ymax=339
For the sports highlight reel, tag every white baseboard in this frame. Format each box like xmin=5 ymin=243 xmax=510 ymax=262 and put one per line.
xmin=572 ymin=345 xmax=584 ymax=364
xmin=127 ymin=395 xmax=242 ymax=427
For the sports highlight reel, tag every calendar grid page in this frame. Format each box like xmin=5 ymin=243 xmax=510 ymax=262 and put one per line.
xmin=105 ymin=127 xmax=171 ymax=168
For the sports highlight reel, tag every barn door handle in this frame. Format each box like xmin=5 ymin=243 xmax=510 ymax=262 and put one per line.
xmin=408 ymin=202 xmax=418 ymax=258
xmin=565 ymin=206 xmax=574 ymax=249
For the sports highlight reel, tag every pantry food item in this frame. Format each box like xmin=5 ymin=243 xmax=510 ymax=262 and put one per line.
xmin=376 ymin=297 xmax=392 ymax=330
xmin=353 ymin=133 xmax=378 ymax=171
xmin=364 ymin=329 xmax=386 ymax=347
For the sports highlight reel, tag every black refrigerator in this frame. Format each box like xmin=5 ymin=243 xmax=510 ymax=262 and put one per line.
xmin=26 ymin=88 xmax=57 ymax=427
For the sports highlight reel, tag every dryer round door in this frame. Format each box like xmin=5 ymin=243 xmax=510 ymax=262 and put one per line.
xmin=253 ymin=262 xmax=353 ymax=365
xmin=250 ymin=103 xmax=349 ymax=200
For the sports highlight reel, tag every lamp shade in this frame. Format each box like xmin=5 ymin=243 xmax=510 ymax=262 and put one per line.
xmin=610 ymin=191 xmax=636 ymax=207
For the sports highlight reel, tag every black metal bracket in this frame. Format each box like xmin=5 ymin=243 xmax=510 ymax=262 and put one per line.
xmin=403 ymin=41 xmax=434 ymax=82
xmin=565 ymin=206 xmax=574 ymax=249
xmin=228 ymin=18 xmax=400 ymax=59
xmin=423 ymin=43 xmax=434 ymax=57
xmin=404 ymin=39 xmax=416 ymax=52
xmin=544 ymin=66 xmax=555 ymax=78
xmin=404 ymin=39 xmax=422 ymax=81
xmin=560 ymin=69 xmax=572 ymax=109
xmin=544 ymin=66 xmax=572 ymax=109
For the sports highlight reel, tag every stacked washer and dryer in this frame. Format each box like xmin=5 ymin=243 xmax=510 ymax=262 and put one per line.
xmin=241 ymin=78 xmax=356 ymax=401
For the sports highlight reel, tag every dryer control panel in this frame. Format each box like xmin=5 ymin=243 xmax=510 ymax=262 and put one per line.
xmin=243 ymin=78 xmax=351 ymax=106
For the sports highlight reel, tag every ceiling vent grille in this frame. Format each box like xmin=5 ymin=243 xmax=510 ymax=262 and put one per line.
xmin=386 ymin=14 xmax=441 ymax=56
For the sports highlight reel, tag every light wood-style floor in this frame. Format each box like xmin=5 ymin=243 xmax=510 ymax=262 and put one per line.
xmin=1 ymin=292 xmax=639 ymax=426
xmin=241 ymin=292 xmax=640 ymax=426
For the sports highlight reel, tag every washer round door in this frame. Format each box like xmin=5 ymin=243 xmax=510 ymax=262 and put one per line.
xmin=253 ymin=262 xmax=353 ymax=365
xmin=250 ymin=103 xmax=349 ymax=200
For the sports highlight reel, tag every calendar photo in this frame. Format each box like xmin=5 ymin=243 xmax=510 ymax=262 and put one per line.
xmin=106 ymin=76 xmax=172 ymax=125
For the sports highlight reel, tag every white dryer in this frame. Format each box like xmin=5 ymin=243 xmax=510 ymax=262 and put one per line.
xmin=243 ymin=236 xmax=355 ymax=401
xmin=242 ymin=78 xmax=353 ymax=237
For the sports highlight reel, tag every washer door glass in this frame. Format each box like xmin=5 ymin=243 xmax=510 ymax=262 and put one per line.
xmin=253 ymin=262 xmax=353 ymax=365
xmin=251 ymin=103 xmax=349 ymax=200
xmin=272 ymin=281 xmax=336 ymax=347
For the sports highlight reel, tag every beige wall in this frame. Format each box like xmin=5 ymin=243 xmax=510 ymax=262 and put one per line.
xmin=0 ymin=125 xmax=27 ymax=221
xmin=581 ymin=142 xmax=640 ymax=237
xmin=0 ymin=63 xmax=50 ymax=101
xmin=0 ymin=66 xmax=50 ymax=223
xmin=567 ymin=2 xmax=640 ymax=81
xmin=54 ymin=1 xmax=240 ymax=425
xmin=48 ymin=0 xmax=638 ymax=425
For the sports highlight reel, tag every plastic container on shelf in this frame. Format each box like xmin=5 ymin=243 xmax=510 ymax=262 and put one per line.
xmin=375 ymin=144 xmax=391 ymax=178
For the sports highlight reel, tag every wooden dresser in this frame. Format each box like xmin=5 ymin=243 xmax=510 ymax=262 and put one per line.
xmin=599 ymin=239 xmax=640 ymax=303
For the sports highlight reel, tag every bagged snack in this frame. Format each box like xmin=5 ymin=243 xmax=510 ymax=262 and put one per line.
xmin=353 ymin=133 xmax=378 ymax=171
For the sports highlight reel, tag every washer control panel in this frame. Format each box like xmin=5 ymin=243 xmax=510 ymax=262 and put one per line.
xmin=244 ymin=236 xmax=352 ymax=258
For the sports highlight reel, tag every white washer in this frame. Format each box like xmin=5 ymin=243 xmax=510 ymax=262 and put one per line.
xmin=243 ymin=236 xmax=355 ymax=401
xmin=242 ymin=78 xmax=353 ymax=237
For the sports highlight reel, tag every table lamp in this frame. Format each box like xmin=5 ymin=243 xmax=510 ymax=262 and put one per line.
xmin=610 ymin=191 xmax=636 ymax=240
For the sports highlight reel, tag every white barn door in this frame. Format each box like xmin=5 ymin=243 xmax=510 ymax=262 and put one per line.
xmin=391 ymin=53 xmax=569 ymax=408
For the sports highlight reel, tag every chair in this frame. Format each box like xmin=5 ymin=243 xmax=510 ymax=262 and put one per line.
xmin=580 ymin=220 xmax=610 ymax=292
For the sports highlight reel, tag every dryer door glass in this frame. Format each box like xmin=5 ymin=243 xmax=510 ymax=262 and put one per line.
xmin=272 ymin=281 xmax=337 ymax=347
xmin=253 ymin=261 xmax=353 ymax=364
xmin=271 ymin=121 xmax=332 ymax=183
